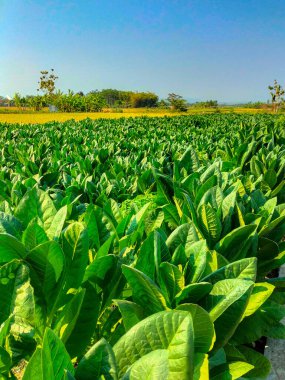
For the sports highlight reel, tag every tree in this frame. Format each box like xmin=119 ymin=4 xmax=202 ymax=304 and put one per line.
xmin=100 ymin=89 xmax=121 ymax=107
xmin=13 ymin=93 xmax=23 ymax=110
xmin=37 ymin=69 xmax=58 ymax=97
xmin=98 ymin=89 xmax=135 ymax=108
xmin=167 ymin=93 xmax=188 ymax=112
xmin=191 ymin=100 xmax=218 ymax=108
xmin=130 ymin=92 xmax=158 ymax=108
xmin=86 ymin=93 xmax=106 ymax=112
xmin=157 ymin=99 xmax=170 ymax=109
xmin=268 ymin=80 xmax=284 ymax=113
xmin=26 ymin=95 xmax=45 ymax=111
xmin=52 ymin=91 xmax=106 ymax=112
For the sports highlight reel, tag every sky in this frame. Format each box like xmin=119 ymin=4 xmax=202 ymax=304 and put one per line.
xmin=0 ymin=0 xmax=285 ymax=103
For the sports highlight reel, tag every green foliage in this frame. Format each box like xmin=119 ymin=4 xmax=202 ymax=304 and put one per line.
xmin=53 ymin=90 xmax=106 ymax=112
xmin=0 ymin=114 xmax=284 ymax=378
xmin=191 ymin=100 xmax=218 ymax=108
xmin=167 ymin=93 xmax=188 ymax=111
xmin=130 ymin=92 xmax=158 ymax=108
xmin=96 ymin=89 xmax=159 ymax=108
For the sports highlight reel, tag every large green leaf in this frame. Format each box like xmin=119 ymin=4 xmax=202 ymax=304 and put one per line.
xmin=7 ymin=263 xmax=36 ymax=361
xmin=258 ymin=241 xmax=285 ymax=275
xmin=122 ymin=350 xmax=169 ymax=380
xmin=84 ymin=254 xmax=117 ymax=287
xmin=259 ymin=197 xmax=277 ymax=230
xmin=214 ymin=225 xmax=256 ymax=261
xmin=84 ymin=206 xmax=100 ymax=250
xmin=0 ymin=212 xmax=22 ymax=239
xmin=0 ymin=260 xmax=34 ymax=327
xmin=184 ymin=240 xmax=211 ymax=283
xmin=264 ymin=169 xmax=277 ymax=188
xmin=237 ymin=345 xmax=271 ymax=379
xmin=175 ymin=282 xmax=212 ymax=305
xmin=144 ymin=209 xmax=164 ymax=235
xmin=159 ymin=262 xmax=184 ymax=304
xmin=260 ymin=213 xmax=285 ymax=239
xmin=0 ymin=262 xmax=35 ymax=366
xmin=231 ymin=299 xmax=285 ymax=344
xmin=53 ymin=289 xmax=85 ymax=343
xmin=42 ymin=328 xmax=74 ymax=380
xmin=179 ymin=147 xmax=200 ymax=174
xmin=122 ymin=265 xmax=168 ymax=315
xmin=161 ymin=204 xmax=180 ymax=229
xmin=65 ymin=281 xmax=101 ymax=358
xmin=0 ymin=233 xmax=27 ymax=264
xmin=193 ymin=353 xmax=209 ymax=380
xmin=171 ymin=244 xmax=187 ymax=266
xmin=27 ymin=241 xmax=65 ymax=315
xmin=46 ymin=205 xmax=68 ymax=240
xmin=22 ymin=348 xmax=43 ymax=380
xmin=203 ymin=278 xmax=254 ymax=349
xmin=125 ymin=202 xmax=151 ymax=238
xmin=0 ymin=345 xmax=11 ymax=375
xmin=242 ymin=282 xmax=274 ymax=318
xmin=0 ymin=317 xmax=11 ymax=346
xmin=257 ymin=237 xmax=279 ymax=261
xmin=220 ymin=190 xmax=236 ymax=221
xmin=176 ymin=304 xmax=215 ymax=352
xmin=115 ymin=300 xmax=145 ymax=332
xmin=62 ymin=222 xmax=89 ymax=291
xmin=15 ymin=187 xmax=57 ymax=230
xmin=75 ymin=338 xmax=118 ymax=380
xmin=210 ymin=361 xmax=254 ymax=380
xmin=195 ymin=176 xmax=218 ymax=207
xmin=113 ymin=310 xmax=195 ymax=379
xmin=23 ymin=328 xmax=74 ymax=380
xmin=198 ymin=203 xmax=222 ymax=247
xmin=201 ymin=257 xmax=257 ymax=284
xmin=136 ymin=230 xmax=170 ymax=281
xmin=166 ymin=223 xmax=199 ymax=253
xmin=22 ymin=219 xmax=49 ymax=250
xmin=96 ymin=234 xmax=115 ymax=258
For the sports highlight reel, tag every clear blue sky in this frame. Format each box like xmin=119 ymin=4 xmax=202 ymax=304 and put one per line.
xmin=1 ymin=0 xmax=285 ymax=102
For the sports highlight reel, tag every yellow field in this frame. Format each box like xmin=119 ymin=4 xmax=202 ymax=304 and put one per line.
xmin=0 ymin=107 xmax=273 ymax=124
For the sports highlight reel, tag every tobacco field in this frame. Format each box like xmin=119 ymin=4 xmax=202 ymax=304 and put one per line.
xmin=0 ymin=114 xmax=285 ymax=379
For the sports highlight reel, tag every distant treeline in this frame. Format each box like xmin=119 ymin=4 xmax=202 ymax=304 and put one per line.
xmin=0 ymin=90 xmax=272 ymax=113
xmin=0 ymin=89 xmax=160 ymax=112
xmin=97 ymin=89 xmax=159 ymax=108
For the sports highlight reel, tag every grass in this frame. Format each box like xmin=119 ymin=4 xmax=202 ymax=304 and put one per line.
xmin=0 ymin=107 xmax=275 ymax=124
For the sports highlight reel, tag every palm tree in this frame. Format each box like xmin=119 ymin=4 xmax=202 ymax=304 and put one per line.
xmin=13 ymin=93 xmax=22 ymax=110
